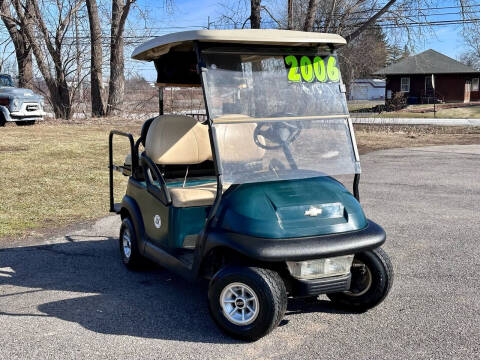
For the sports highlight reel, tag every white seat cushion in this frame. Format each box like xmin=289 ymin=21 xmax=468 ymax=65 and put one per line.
xmin=169 ymin=182 xmax=230 ymax=207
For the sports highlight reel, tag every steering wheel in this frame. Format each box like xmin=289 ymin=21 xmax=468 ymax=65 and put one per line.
xmin=254 ymin=119 xmax=302 ymax=150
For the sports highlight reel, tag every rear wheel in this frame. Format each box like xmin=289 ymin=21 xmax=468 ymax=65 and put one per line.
xmin=0 ymin=114 xmax=5 ymax=127
xmin=119 ymin=217 xmax=146 ymax=269
xmin=15 ymin=120 xmax=35 ymax=126
xmin=327 ymin=247 xmax=393 ymax=312
xmin=208 ymin=266 xmax=287 ymax=341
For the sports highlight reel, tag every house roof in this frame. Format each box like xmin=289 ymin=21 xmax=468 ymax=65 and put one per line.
xmin=374 ymin=49 xmax=479 ymax=75
xmin=131 ymin=29 xmax=346 ymax=61
xmin=353 ymin=79 xmax=385 ymax=87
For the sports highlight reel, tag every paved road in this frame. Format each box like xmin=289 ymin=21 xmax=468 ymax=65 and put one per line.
xmin=1 ymin=145 xmax=479 ymax=360
xmin=352 ymin=117 xmax=480 ymax=126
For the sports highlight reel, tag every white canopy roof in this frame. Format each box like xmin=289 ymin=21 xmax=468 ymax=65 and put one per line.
xmin=132 ymin=29 xmax=347 ymax=61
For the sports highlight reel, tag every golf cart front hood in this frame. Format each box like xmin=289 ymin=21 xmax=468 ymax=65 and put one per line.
xmin=217 ymin=177 xmax=367 ymax=238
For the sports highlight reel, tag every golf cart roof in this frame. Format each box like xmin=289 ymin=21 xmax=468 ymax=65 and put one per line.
xmin=132 ymin=29 xmax=347 ymax=61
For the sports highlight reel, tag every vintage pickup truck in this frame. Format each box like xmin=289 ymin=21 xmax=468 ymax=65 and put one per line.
xmin=0 ymin=74 xmax=46 ymax=126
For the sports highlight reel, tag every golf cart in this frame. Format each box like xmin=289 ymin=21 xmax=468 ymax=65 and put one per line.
xmin=109 ymin=29 xmax=393 ymax=341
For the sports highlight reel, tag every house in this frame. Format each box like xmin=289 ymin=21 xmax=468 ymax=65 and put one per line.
xmin=349 ymin=79 xmax=385 ymax=100
xmin=374 ymin=49 xmax=480 ymax=104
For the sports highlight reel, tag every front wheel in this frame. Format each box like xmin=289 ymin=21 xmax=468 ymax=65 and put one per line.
xmin=208 ymin=266 xmax=287 ymax=341
xmin=327 ymin=247 xmax=393 ymax=312
xmin=119 ymin=217 xmax=146 ymax=269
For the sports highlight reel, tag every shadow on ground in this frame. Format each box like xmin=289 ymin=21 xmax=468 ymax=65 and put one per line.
xmin=0 ymin=236 xmax=347 ymax=343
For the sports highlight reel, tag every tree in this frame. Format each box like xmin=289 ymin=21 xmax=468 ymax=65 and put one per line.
xmin=339 ymin=25 xmax=388 ymax=91
xmin=459 ymin=0 xmax=480 ymax=71
xmin=0 ymin=0 xmax=32 ymax=88
xmin=86 ymin=0 xmax=106 ymax=116
xmin=250 ymin=0 xmax=261 ymax=29
xmin=7 ymin=0 xmax=86 ymax=119
xmin=106 ymin=0 xmax=135 ymax=115
xmin=303 ymin=0 xmax=319 ymax=32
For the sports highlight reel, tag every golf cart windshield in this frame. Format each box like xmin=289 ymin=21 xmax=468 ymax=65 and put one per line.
xmin=201 ymin=48 xmax=359 ymax=184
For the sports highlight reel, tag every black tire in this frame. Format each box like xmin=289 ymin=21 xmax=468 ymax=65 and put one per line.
xmin=15 ymin=120 xmax=35 ymax=126
xmin=0 ymin=114 xmax=5 ymax=127
xmin=327 ymin=247 xmax=393 ymax=312
xmin=119 ymin=217 xmax=145 ymax=270
xmin=208 ymin=266 xmax=287 ymax=341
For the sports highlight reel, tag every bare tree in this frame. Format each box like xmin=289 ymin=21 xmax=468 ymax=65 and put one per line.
xmin=106 ymin=0 xmax=135 ymax=115
xmin=0 ymin=0 xmax=32 ymax=88
xmin=86 ymin=0 xmax=106 ymax=116
xmin=7 ymin=0 xmax=86 ymax=119
xmin=459 ymin=0 xmax=480 ymax=69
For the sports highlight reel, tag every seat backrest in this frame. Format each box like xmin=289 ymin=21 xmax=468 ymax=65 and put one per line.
xmin=145 ymin=115 xmax=212 ymax=165
xmin=214 ymin=115 xmax=265 ymax=163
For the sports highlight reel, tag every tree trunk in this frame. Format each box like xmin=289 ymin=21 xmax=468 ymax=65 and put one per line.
xmin=250 ymin=0 xmax=261 ymax=29
xmin=303 ymin=0 xmax=319 ymax=32
xmin=49 ymin=83 xmax=72 ymax=119
xmin=86 ymin=0 xmax=106 ymax=116
xmin=107 ymin=0 xmax=127 ymax=115
xmin=0 ymin=0 xmax=33 ymax=88
xmin=287 ymin=0 xmax=293 ymax=29
xmin=16 ymin=51 xmax=33 ymax=88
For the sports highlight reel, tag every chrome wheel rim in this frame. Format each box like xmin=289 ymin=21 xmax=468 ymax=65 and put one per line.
xmin=220 ymin=282 xmax=259 ymax=326
xmin=122 ymin=228 xmax=132 ymax=259
xmin=345 ymin=260 xmax=372 ymax=297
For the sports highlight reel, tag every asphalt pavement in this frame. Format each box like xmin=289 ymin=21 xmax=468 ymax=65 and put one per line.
xmin=1 ymin=145 xmax=479 ymax=359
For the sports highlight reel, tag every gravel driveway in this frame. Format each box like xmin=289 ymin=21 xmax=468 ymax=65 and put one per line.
xmin=1 ymin=145 xmax=479 ymax=360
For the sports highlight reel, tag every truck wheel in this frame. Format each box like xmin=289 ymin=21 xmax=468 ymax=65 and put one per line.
xmin=119 ymin=217 xmax=145 ymax=270
xmin=16 ymin=120 xmax=35 ymax=126
xmin=208 ymin=266 xmax=287 ymax=341
xmin=327 ymin=247 xmax=393 ymax=312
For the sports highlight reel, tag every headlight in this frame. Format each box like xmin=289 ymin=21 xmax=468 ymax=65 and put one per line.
xmin=12 ymin=99 xmax=20 ymax=111
xmin=287 ymin=255 xmax=354 ymax=280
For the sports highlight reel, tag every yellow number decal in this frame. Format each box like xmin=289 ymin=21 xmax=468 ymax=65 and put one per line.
xmin=327 ymin=56 xmax=340 ymax=82
xmin=285 ymin=55 xmax=301 ymax=82
xmin=313 ymin=56 xmax=326 ymax=82
xmin=300 ymin=56 xmax=314 ymax=82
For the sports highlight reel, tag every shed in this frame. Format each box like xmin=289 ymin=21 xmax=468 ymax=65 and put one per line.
xmin=349 ymin=79 xmax=385 ymax=100
xmin=374 ymin=49 xmax=480 ymax=104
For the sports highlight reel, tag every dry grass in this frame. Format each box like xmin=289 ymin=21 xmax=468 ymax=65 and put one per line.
xmin=0 ymin=120 xmax=478 ymax=242
xmin=374 ymin=104 xmax=480 ymax=119
xmin=355 ymin=124 xmax=480 ymax=153
xmin=0 ymin=120 xmax=140 ymax=241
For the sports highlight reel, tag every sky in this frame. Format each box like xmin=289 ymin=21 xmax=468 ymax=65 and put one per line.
xmin=130 ymin=0 xmax=473 ymax=81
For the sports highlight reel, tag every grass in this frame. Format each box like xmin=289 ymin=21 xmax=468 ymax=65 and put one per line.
xmin=0 ymin=120 xmax=139 ymax=241
xmin=350 ymin=103 xmax=480 ymax=119
xmin=0 ymin=120 xmax=479 ymax=242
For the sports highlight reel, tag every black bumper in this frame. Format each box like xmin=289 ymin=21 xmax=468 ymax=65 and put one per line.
xmin=205 ymin=220 xmax=386 ymax=262
xmin=291 ymin=274 xmax=351 ymax=297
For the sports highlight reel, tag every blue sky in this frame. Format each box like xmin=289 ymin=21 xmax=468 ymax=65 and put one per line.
xmin=131 ymin=0 xmax=472 ymax=81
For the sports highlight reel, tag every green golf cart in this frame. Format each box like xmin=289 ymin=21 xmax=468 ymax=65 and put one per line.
xmin=109 ymin=29 xmax=393 ymax=341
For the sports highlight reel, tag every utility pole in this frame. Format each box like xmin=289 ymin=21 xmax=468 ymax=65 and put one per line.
xmin=287 ymin=0 xmax=293 ymax=29
xmin=432 ymin=74 xmax=436 ymax=118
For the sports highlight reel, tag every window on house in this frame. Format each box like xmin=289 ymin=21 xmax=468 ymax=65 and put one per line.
xmin=472 ymin=78 xmax=479 ymax=91
xmin=401 ymin=77 xmax=410 ymax=92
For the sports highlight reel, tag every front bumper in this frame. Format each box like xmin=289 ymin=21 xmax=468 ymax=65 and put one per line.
xmin=205 ymin=220 xmax=386 ymax=262
xmin=290 ymin=273 xmax=351 ymax=296
xmin=0 ymin=104 xmax=45 ymax=122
